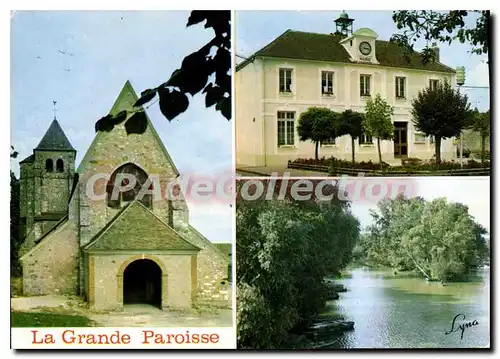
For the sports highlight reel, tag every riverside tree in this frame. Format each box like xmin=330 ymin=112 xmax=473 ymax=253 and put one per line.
xmin=297 ymin=107 xmax=338 ymax=161
xmin=411 ymin=80 xmax=471 ymax=164
xmin=363 ymin=94 xmax=394 ymax=169
xmin=360 ymin=195 xmax=489 ymax=282
xmin=236 ymin=180 xmax=360 ymax=349
xmin=338 ymin=109 xmax=365 ymax=164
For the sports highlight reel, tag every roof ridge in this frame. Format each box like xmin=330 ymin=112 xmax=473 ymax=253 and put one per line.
xmin=135 ymin=201 xmax=202 ymax=250
xmin=82 ymin=201 xmax=134 ymax=250
xmin=187 ymin=224 xmax=230 ymax=262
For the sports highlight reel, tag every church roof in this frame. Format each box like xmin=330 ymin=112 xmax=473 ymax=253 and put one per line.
xmin=77 ymin=80 xmax=180 ymax=176
xmin=236 ymin=30 xmax=455 ymax=73
xmin=83 ymin=201 xmax=201 ymax=252
xmin=20 ymin=154 xmax=35 ymax=164
xmin=214 ymin=243 xmax=232 ymax=257
xmin=35 ymin=119 xmax=75 ymax=151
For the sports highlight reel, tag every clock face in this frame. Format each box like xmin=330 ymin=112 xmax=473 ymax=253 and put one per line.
xmin=359 ymin=41 xmax=372 ymax=56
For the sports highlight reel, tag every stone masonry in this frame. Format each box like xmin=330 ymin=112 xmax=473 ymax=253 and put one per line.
xmin=19 ymin=80 xmax=231 ymax=311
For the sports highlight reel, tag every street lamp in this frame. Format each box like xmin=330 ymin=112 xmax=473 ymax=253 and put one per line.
xmin=456 ymin=66 xmax=466 ymax=168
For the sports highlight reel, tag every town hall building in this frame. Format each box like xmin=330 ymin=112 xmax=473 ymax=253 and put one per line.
xmin=18 ymin=81 xmax=231 ymax=312
xmin=236 ymin=13 xmax=458 ymax=168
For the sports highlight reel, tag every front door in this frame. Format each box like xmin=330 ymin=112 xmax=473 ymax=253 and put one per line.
xmin=394 ymin=122 xmax=408 ymax=157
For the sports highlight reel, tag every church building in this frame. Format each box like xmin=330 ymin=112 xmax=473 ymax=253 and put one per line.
xmin=18 ymin=81 xmax=231 ymax=311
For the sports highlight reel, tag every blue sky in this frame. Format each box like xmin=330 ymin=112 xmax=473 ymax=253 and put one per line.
xmin=235 ymin=10 xmax=489 ymax=111
xmin=10 ymin=11 xmax=233 ymax=243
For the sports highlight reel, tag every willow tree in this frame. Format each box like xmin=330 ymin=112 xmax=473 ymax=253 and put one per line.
xmin=411 ymin=80 xmax=471 ymax=164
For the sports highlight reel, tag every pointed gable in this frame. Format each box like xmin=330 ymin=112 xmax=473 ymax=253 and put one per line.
xmin=36 ymin=119 xmax=75 ymax=151
xmin=83 ymin=201 xmax=200 ymax=252
xmin=77 ymin=80 xmax=179 ymax=176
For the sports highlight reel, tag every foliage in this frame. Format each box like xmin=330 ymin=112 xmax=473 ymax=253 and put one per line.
xmin=95 ymin=10 xmax=231 ymax=135
xmin=411 ymin=80 xmax=472 ymax=164
xmin=338 ymin=110 xmax=365 ymax=163
xmin=391 ymin=11 xmax=489 ymax=62
xmin=297 ymin=107 xmax=339 ymax=160
xmin=468 ymin=109 xmax=490 ymax=164
xmin=11 ymin=147 xmax=21 ymax=277
xmin=289 ymin=157 xmax=490 ymax=173
xmin=359 ymin=195 xmax=489 ymax=281
xmin=236 ymin=182 xmax=360 ymax=349
xmin=363 ymin=94 xmax=394 ymax=169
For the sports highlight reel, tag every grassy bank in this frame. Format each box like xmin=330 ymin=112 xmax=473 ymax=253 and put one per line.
xmin=11 ymin=311 xmax=94 ymax=327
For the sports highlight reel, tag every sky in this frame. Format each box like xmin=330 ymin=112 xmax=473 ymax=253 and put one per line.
xmin=349 ymin=177 xmax=490 ymax=233
xmin=10 ymin=11 xmax=233 ymax=243
xmin=235 ymin=10 xmax=490 ymax=111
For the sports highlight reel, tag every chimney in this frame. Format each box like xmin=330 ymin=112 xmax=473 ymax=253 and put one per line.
xmin=431 ymin=43 xmax=440 ymax=62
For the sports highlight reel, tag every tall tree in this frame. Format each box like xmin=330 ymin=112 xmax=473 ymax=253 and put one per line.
xmin=391 ymin=11 xmax=490 ymax=63
xmin=362 ymin=195 xmax=488 ymax=282
xmin=469 ymin=109 xmax=490 ymax=164
xmin=411 ymin=80 xmax=471 ymax=164
xmin=338 ymin=109 xmax=365 ymax=164
xmin=10 ymin=147 xmax=21 ymax=277
xmin=236 ymin=180 xmax=360 ymax=349
xmin=363 ymin=94 xmax=394 ymax=170
xmin=297 ymin=107 xmax=338 ymax=161
xmin=96 ymin=10 xmax=231 ymax=135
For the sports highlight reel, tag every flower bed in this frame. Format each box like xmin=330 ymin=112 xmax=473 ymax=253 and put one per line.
xmin=289 ymin=157 xmax=490 ymax=173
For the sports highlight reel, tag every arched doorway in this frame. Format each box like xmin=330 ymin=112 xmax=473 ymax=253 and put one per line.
xmin=123 ymin=259 xmax=162 ymax=308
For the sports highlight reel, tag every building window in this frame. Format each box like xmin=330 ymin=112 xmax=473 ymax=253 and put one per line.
xmin=279 ymin=68 xmax=293 ymax=93
xmin=414 ymin=132 xmax=427 ymax=143
xmin=277 ymin=111 xmax=295 ymax=146
xmin=396 ymin=77 xmax=406 ymax=99
xmin=45 ymin=159 xmax=53 ymax=172
xmin=56 ymin=159 xmax=64 ymax=172
xmin=360 ymin=75 xmax=371 ymax=97
xmin=321 ymin=71 xmax=334 ymax=95
xmin=429 ymin=79 xmax=439 ymax=91
xmin=106 ymin=163 xmax=152 ymax=209
xmin=359 ymin=134 xmax=373 ymax=144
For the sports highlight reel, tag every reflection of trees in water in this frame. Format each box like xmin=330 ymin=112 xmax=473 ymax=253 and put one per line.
xmin=329 ymin=268 xmax=489 ymax=348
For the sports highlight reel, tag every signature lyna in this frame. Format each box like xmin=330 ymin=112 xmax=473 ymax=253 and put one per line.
xmin=445 ymin=314 xmax=479 ymax=340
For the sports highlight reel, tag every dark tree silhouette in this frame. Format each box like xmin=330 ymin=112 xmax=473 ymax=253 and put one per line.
xmin=391 ymin=11 xmax=490 ymax=63
xmin=411 ymin=80 xmax=472 ymax=164
xmin=96 ymin=10 xmax=231 ymax=135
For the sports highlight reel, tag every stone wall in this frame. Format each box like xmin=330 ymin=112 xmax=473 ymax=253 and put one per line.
xmin=182 ymin=227 xmax=231 ymax=304
xmin=88 ymin=252 xmax=193 ymax=311
xmin=20 ymin=220 xmax=79 ymax=296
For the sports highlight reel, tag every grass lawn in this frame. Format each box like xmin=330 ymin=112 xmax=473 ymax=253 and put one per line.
xmin=11 ymin=311 xmax=94 ymax=327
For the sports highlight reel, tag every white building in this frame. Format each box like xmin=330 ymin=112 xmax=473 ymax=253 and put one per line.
xmin=236 ymin=13 xmax=458 ymax=168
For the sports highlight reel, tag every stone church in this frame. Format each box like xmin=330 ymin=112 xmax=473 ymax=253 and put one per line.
xmin=18 ymin=81 xmax=231 ymax=311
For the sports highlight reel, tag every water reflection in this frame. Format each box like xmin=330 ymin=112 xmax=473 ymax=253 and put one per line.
xmin=324 ymin=267 xmax=490 ymax=349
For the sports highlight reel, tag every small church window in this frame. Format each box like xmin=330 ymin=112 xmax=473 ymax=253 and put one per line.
xmin=107 ymin=163 xmax=152 ymax=209
xmin=56 ymin=159 xmax=64 ymax=172
xmin=45 ymin=159 xmax=54 ymax=172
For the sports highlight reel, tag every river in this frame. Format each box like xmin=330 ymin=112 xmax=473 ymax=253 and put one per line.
xmin=322 ymin=267 xmax=490 ymax=349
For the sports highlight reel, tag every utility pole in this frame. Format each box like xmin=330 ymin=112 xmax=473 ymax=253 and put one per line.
xmin=456 ymin=66 xmax=466 ymax=169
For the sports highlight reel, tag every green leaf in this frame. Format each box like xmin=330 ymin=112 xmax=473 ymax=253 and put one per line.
xmin=124 ymin=111 xmax=148 ymax=135
xmin=158 ymin=88 xmax=189 ymax=121
xmin=186 ymin=11 xmax=207 ymax=27
xmin=134 ymin=89 xmax=157 ymax=107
